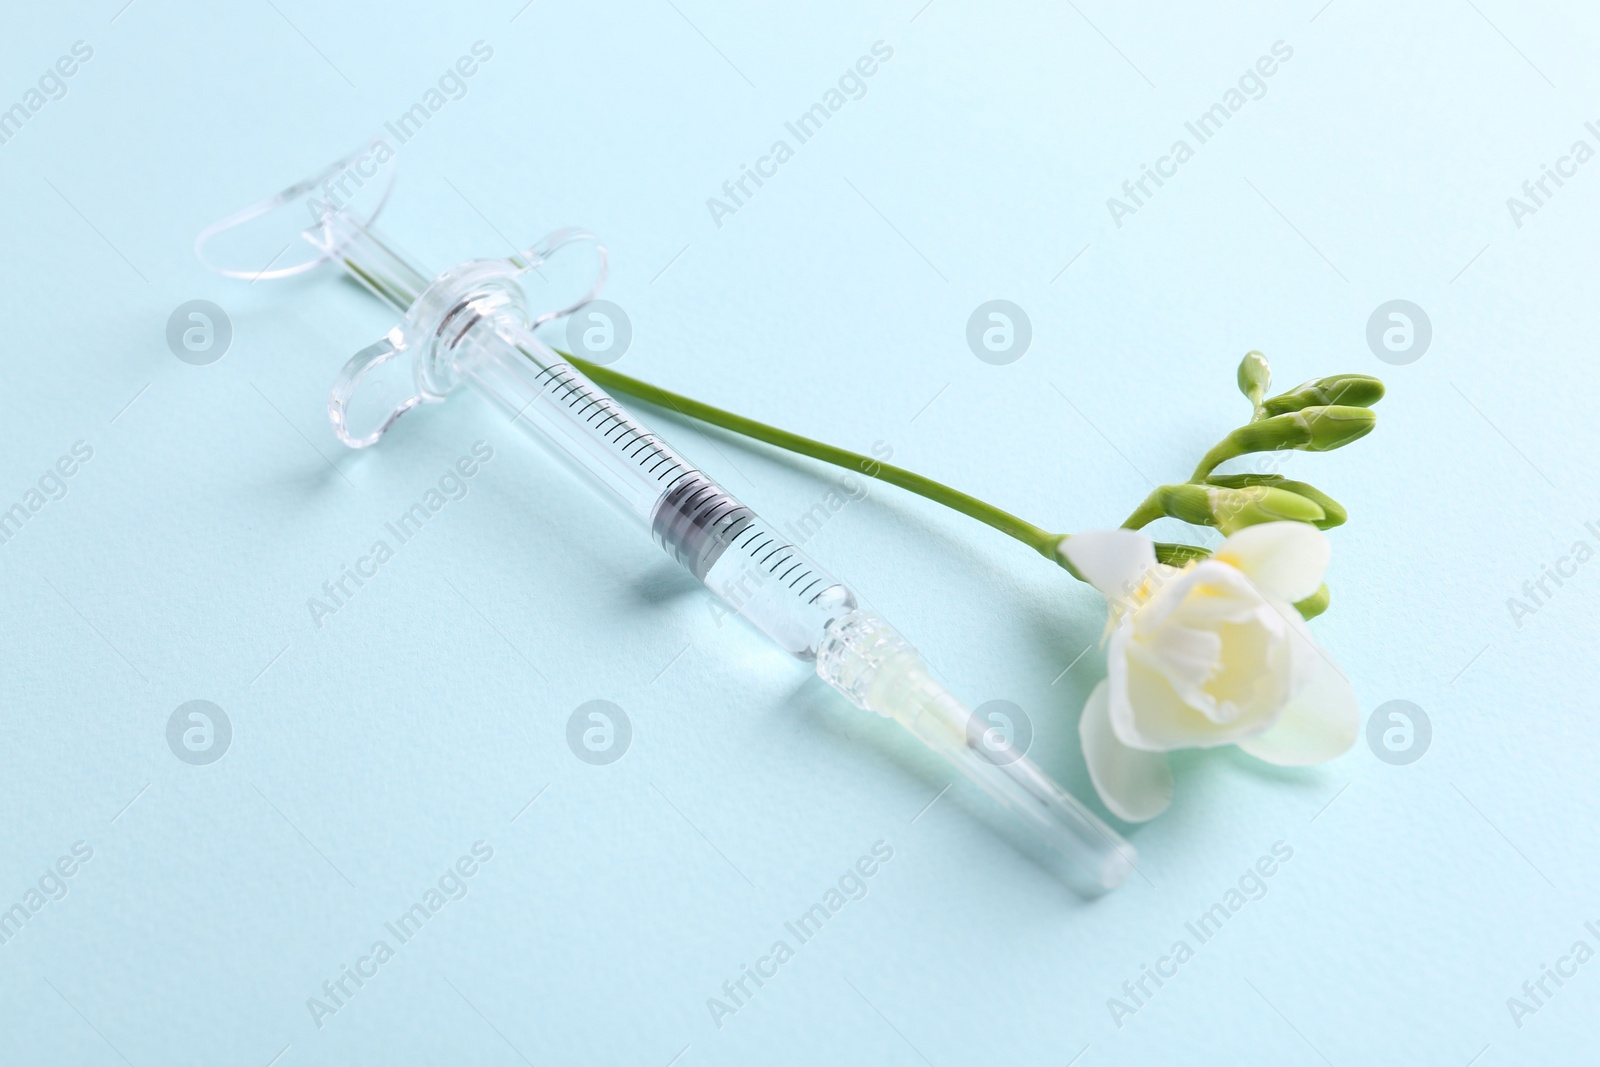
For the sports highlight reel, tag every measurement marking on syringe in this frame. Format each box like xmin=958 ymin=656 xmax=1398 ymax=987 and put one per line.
xmin=520 ymin=367 xmax=714 ymax=495
xmin=653 ymin=461 xmax=690 ymax=485
xmin=643 ymin=452 xmax=681 ymax=478
xmin=662 ymin=473 xmax=698 ymax=496
xmin=678 ymin=489 xmax=710 ymax=518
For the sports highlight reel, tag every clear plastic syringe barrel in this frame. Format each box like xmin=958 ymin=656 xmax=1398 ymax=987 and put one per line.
xmin=458 ymin=324 xmax=855 ymax=659
xmin=315 ymin=217 xmax=856 ymax=658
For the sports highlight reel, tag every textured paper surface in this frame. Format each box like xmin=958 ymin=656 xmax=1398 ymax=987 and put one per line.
xmin=1 ymin=2 xmax=1594 ymax=1063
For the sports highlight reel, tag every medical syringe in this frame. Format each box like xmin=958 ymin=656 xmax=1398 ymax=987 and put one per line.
xmin=197 ymin=151 xmax=1134 ymax=895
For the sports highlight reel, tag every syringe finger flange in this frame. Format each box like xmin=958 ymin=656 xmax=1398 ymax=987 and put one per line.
xmin=327 ymin=257 xmax=533 ymax=447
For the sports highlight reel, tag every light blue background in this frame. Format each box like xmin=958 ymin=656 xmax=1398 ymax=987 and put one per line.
xmin=2 ymin=0 xmax=1596 ymax=1063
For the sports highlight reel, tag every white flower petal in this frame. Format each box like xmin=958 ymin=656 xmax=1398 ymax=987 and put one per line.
xmin=1206 ymin=602 xmax=1298 ymax=722
xmin=1213 ymin=521 xmax=1330 ymax=604
xmin=1140 ymin=621 xmax=1222 ymax=697
xmin=1080 ymin=679 xmax=1174 ymax=821
xmin=1107 ymin=625 xmax=1203 ymax=750
xmin=1149 ymin=562 xmax=1265 ymax=629
xmin=1118 ymin=563 xmax=1298 ymax=734
xmin=1060 ymin=529 xmax=1158 ymax=601
xmin=1120 ymin=638 xmax=1284 ymax=747
xmin=1236 ymin=627 xmax=1359 ymax=766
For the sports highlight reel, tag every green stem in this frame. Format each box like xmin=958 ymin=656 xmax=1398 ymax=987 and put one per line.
xmin=1122 ymin=491 xmax=1163 ymax=530
xmin=563 ymin=352 xmax=1064 ymax=559
xmin=1190 ymin=441 xmax=1234 ymax=481
xmin=560 ymin=353 xmax=1210 ymax=576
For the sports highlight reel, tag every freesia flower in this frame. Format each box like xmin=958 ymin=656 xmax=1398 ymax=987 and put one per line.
xmin=573 ymin=348 xmax=1380 ymax=824
xmin=1061 ymin=521 xmax=1359 ymax=822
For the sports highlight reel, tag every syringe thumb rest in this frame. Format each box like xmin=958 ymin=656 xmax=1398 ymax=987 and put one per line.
xmin=816 ymin=609 xmax=1136 ymax=896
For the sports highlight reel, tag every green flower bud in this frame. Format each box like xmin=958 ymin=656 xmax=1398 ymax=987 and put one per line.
xmin=1237 ymin=350 xmax=1272 ymax=407
xmin=1300 ymin=405 xmax=1378 ymax=451
xmin=1294 ymin=583 xmax=1331 ymax=620
xmin=1229 ymin=405 xmax=1376 ymax=455
xmin=1205 ymin=474 xmax=1347 ymax=529
xmin=1156 ymin=484 xmax=1216 ymax=525
xmin=1156 ymin=483 xmax=1324 ymax=534
xmin=1211 ymin=485 xmax=1325 ymax=534
xmin=1262 ymin=374 xmax=1385 ymax=416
